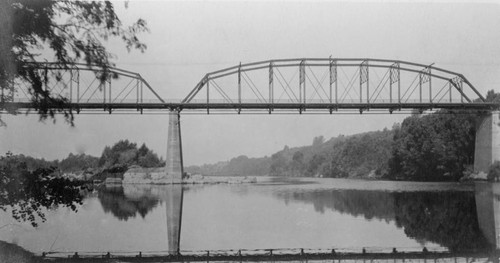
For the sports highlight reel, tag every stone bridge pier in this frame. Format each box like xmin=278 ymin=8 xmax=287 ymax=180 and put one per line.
xmin=474 ymin=111 xmax=500 ymax=174
xmin=165 ymin=110 xmax=184 ymax=255
xmin=166 ymin=110 xmax=183 ymax=183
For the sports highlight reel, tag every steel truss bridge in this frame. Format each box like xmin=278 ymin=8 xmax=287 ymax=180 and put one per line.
xmin=1 ymin=58 xmax=498 ymax=114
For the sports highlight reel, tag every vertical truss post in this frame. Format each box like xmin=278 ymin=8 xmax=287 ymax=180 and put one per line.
xmin=419 ymin=67 xmax=431 ymax=104
xmin=429 ymin=68 xmax=432 ymax=103
xmin=269 ymin=62 xmax=274 ymax=105
xmin=299 ymin=60 xmax=305 ymax=104
xmin=238 ymin=62 xmax=241 ymax=105
xmin=367 ymin=62 xmax=369 ymax=104
xmin=140 ymin=80 xmax=143 ymax=104
xmin=136 ymin=79 xmax=139 ymax=105
xmin=389 ymin=69 xmax=392 ymax=103
xmin=419 ymin=73 xmax=422 ymax=103
xmin=206 ymin=78 xmax=210 ymax=114
xmin=103 ymin=81 xmax=106 ymax=105
xmin=449 ymin=82 xmax=452 ymax=103
xmin=360 ymin=64 xmax=362 ymax=103
xmin=329 ymin=57 xmax=337 ymax=105
xmin=69 ymin=70 xmax=73 ymax=103
xmin=108 ymin=79 xmax=111 ymax=105
xmin=43 ymin=67 xmax=48 ymax=93
xmin=360 ymin=60 xmax=369 ymax=104
xmin=389 ymin=62 xmax=400 ymax=104
xmin=451 ymin=76 xmax=466 ymax=103
xmin=76 ymin=70 xmax=80 ymax=104
xmin=398 ymin=64 xmax=401 ymax=104
xmin=329 ymin=57 xmax=332 ymax=104
xmin=459 ymin=79 xmax=463 ymax=104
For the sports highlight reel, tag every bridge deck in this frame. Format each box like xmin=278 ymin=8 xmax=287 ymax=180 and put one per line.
xmin=1 ymin=102 xmax=498 ymax=114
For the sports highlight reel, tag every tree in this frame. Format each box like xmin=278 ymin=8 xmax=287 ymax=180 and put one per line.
xmin=388 ymin=111 xmax=476 ymax=181
xmin=0 ymin=152 xmax=84 ymax=227
xmin=98 ymin=140 xmax=162 ymax=169
xmin=0 ymin=0 xmax=148 ymax=125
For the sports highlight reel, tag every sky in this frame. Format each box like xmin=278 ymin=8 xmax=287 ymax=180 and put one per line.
xmin=1 ymin=1 xmax=500 ymax=165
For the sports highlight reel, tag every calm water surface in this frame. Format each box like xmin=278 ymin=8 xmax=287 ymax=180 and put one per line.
xmin=0 ymin=177 xmax=498 ymax=255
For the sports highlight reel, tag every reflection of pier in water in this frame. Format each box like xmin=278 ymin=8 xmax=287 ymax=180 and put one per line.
xmin=475 ymin=182 xmax=500 ymax=250
xmin=119 ymin=184 xmax=183 ymax=254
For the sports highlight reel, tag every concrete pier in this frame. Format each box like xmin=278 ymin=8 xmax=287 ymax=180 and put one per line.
xmin=474 ymin=111 xmax=500 ymax=173
xmin=166 ymin=110 xmax=183 ymax=184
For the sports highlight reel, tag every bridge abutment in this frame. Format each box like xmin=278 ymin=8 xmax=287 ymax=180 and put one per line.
xmin=166 ymin=110 xmax=183 ymax=184
xmin=474 ymin=111 xmax=500 ymax=173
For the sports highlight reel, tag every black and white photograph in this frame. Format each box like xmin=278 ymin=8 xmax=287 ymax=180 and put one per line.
xmin=0 ymin=0 xmax=499 ymax=262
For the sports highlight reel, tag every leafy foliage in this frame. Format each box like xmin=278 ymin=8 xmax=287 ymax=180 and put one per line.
xmin=0 ymin=152 xmax=84 ymax=227
xmin=387 ymin=110 xmax=477 ymax=181
xmin=98 ymin=140 xmax=163 ymax=169
xmin=58 ymin=153 xmax=99 ymax=172
xmin=487 ymin=161 xmax=500 ymax=181
xmin=0 ymin=0 xmax=148 ymax=125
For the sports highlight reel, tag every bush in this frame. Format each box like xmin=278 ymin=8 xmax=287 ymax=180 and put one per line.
xmin=487 ymin=161 xmax=500 ymax=181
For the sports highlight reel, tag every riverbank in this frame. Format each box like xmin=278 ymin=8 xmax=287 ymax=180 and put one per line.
xmin=0 ymin=240 xmax=38 ymax=263
xmin=183 ymin=174 xmax=257 ymax=184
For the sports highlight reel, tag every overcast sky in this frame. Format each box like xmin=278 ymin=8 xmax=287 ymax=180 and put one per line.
xmin=2 ymin=1 xmax=500 ymax=165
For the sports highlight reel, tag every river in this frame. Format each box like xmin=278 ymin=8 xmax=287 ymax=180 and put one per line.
xmin=0 ymin=177 xmax=498 ymax=257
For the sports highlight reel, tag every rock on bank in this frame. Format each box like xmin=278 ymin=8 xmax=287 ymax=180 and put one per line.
xmin=123 ymin=167 xmax=256 ymax=184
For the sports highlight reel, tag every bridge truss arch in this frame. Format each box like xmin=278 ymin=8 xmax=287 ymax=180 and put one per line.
xmin=1 ymin=62 xmax=165 ymax=114
xmin=182 ymin=58 xmax=495 ymax=114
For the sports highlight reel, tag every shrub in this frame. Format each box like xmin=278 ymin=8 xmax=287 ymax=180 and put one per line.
xmin=487 ymin=161 xmax=500 ymax=181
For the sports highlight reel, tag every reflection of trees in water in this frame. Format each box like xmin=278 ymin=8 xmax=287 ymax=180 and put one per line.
xmin=393 ymin=192 xmax=490 ymax=251
xmin=275 ymin=189 xmax=490 ymax=251
xmin=278 ymin=190 xmax=395 ymax=222
xmin=98 ymin=186 xmax=159 ymax=221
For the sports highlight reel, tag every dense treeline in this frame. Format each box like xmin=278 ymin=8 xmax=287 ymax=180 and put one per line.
xmin=187 ymin=130 xmax=394 ymax=179
xmin=187 ymin=155 xmax=271 ymax=176
xmin=3 ymin=140 xmax=163 ymax=174
xmin=268 ymin=131 xmax=394 ymax=178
